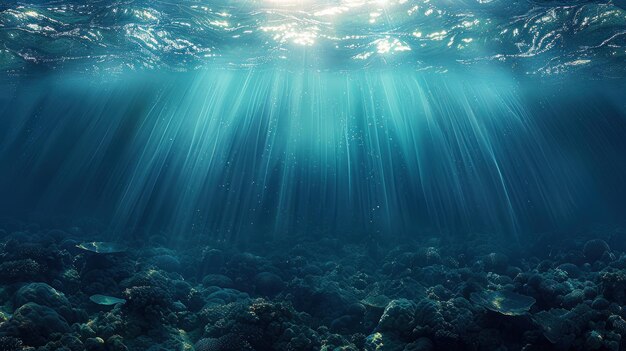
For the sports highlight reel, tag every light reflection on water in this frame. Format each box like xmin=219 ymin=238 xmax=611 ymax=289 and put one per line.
xmin=0 ymin=0 xmax=624 ymax=75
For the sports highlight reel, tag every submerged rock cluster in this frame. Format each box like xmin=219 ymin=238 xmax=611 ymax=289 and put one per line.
xmin=0 ymin=222 xmax=625 ymax=350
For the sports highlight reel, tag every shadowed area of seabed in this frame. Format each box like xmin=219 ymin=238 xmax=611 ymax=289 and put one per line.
xmin=0 ymin=68 xmax=625 ymax=242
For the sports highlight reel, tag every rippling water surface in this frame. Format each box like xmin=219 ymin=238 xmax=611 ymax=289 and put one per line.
xmin=1 ymin=0 xmax=625 ymax=74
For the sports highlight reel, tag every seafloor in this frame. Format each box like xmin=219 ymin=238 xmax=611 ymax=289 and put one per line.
xmin=1 ymin=220 xmax=626 ymax=351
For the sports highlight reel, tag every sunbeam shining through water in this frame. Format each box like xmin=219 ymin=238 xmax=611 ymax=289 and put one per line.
xmin=1 ymin=69 xmax=625 ymax=239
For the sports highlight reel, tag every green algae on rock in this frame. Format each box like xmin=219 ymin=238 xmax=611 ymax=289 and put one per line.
xmin=361 ymin=294 xmax=391 ymax=310
xmin=76 ymin=242 xmax=127 ymax=254
xmin=89 ymin=294 xmax=126 ymax=306
xmin=470 ymin=290 xmax=536 ymax=316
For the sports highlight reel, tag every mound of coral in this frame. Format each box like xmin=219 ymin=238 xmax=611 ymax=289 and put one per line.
xmin=0 ymin=221 xmax=625 ymax=350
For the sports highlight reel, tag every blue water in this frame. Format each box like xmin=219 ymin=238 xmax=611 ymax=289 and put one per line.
xmin=1 ymin=0 xmax=626 ymax=241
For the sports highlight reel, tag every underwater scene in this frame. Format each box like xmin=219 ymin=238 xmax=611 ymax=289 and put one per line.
xmin=1 ymin=0 xmax=626 ymax=350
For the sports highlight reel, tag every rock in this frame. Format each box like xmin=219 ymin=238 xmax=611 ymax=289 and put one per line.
xmin=149 ymin=255 xmax=181 ymax=273
xmin=300 ymin=264 xmax=323 ymax=276
xmin=200 ymin=249 xmax=224 ymax=274
xmin=346 ymin=302 xmax=366 ymax=316
xmin=470 ymin=290 xmax=535 ymax=316
xmin=1 ymin=302 xmax=70 ymax=346
xmin=195 ymin=335 xmax=251 ymax=351
xmin=330 ymin=315 xmax=357 ymax=333
xmin=585 ymin=330 xmax=603 ymax=350
xmin=172 ymin=301 xmax=187 ymax=311
xmin=506 ymin=266 xmax=522 ymax=278
xmin=122 ymin=285 xmax=174 ymax=327
xmin=0 ymin=336 xmax=24 ymax=351
xmin=599 ymin=269 xmax=626 ymax=303
xmin=609 ymin=315 xmax=626 ymax=336
xmin=14 ymin=283 xmax=76 ymax=321
xmin=361 ymin=294 xmax=391 ymax=310
xmin=378 ymin=298 xmax=417 ymax=334
xmin=557 ymin=263 xmax=582 ymax=278
xmin=107 ymin=335 xmax=129 ymax=351
xmin=205 ymin=288 xmax=248 ymax=305
xmin=404 ymin=337 xmax=434 ymax=351
xmin=253 ymin=272 xmax=285 ymax=296
xmin=202 ymin=274 xmax=235 ymax=288
xmin=84 ymin=337 xmax=106 ymax=351
xmin=531 ymin=305 xmax=600 ymax=348
xmin=591 ymin=297 xmax=610 ymax=310
xmin=0 ymin=259 xmax=41 ymax=283
xmin=89 ymin=294 xmax=126 ymax=306
xmin=414 ymin=247 xmax=442 ymax=267
xmin=364 ymin=332 xmax=404 ymax=351
xmin=583 ymin=240 xmax=610 ymax=263
xmin=583 ymin=286 xmax=597 ymax=299
xmin=76 ymin=242 xmax=127 ymax=254
xmin=483 ymin=253 xmax=509 ymax=273
xmin=532 ymin=308 xmax=571 ymax=345
xmin=561 ymin=289 xmax=584 ymax=308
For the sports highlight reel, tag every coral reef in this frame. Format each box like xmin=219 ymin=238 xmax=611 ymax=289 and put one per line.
xmin=0 ymin=222 xmax=625 ymax=350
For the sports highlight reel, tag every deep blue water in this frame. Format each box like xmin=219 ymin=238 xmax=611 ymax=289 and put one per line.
xmin=1 ymin=0 xmax=626 ymax=241
xmin=3 ymin=2 xmax=626 ymax=351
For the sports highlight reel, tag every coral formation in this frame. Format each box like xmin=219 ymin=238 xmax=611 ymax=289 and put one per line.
xmin=0 ymin=222 xmax=625 ymax=350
